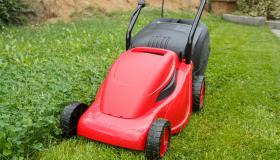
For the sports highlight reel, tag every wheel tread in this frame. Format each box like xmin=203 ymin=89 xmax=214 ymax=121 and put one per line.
xmin=145 ymin=119 xmax=171 ymax=160
xmin=192 ymin=76 xmax=205 ymax=112
xmin=60 ymin=102 xmax=88 ymax=137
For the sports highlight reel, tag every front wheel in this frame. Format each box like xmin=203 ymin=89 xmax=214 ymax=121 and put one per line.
xmin=60 ymin=102 xmax=88 ymax=137
xmin=145 ymin=119 xmax=171 ymax=160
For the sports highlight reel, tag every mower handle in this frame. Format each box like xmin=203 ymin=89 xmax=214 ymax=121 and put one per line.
xmin=126 ymin=0 xmax=145 ymax=50
xmin=184 ymin=0 xmax=206 ymax=64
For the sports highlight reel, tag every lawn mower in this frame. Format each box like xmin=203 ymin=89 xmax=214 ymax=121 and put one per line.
xmin=60 ymin=0 xmax=210 ymax=159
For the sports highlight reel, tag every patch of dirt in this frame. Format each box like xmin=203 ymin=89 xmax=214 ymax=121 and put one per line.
xmin=26 ymin=0 xmax=200 ymax=22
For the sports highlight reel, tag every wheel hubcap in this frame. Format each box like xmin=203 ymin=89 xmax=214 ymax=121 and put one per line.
xmin=160 ymin=128 xmax=170 ymax=157
xmin=200 ymin=81 xmax=205 ymax=108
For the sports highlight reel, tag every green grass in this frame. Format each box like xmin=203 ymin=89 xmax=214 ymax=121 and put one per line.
xmin=0 ymin=9 xmax=279 ymax=160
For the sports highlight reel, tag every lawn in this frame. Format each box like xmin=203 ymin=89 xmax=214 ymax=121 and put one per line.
xmin=0 ymin=9 xmax=279 ymax=160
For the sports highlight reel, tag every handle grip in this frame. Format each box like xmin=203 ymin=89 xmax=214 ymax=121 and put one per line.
xmin=138 ymin=0 xmax=145 ymax=6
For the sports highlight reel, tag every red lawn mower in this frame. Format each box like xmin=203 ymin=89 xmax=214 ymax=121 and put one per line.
xmin=60 ymin=0 xmax=210 ymax=159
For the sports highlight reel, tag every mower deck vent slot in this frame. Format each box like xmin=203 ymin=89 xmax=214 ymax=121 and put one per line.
xmin=157 ymin=71 xmax=177 ymax=102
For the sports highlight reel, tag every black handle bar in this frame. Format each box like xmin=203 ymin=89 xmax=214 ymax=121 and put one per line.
xmin=126 ymin=0 xmax=145 ymax=50
xmin=184 ymin=0 xmax=206 ymax=64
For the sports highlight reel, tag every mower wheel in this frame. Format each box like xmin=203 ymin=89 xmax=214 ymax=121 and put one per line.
xmin=60 ymin=102 xmax=88 ymax=137
xmin=145 ymin=119 xmax=171 ymax=160
xmin=192 ymin=76 xmax=206 ymax=112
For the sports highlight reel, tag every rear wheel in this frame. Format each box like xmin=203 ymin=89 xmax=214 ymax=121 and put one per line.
xmin=60 ymin=102 xmax=88 ymax=137
xmin=145 ymin=119 xmax=171 ymax=160
xmin=192 ymin=76 xmax=206 ymax=112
